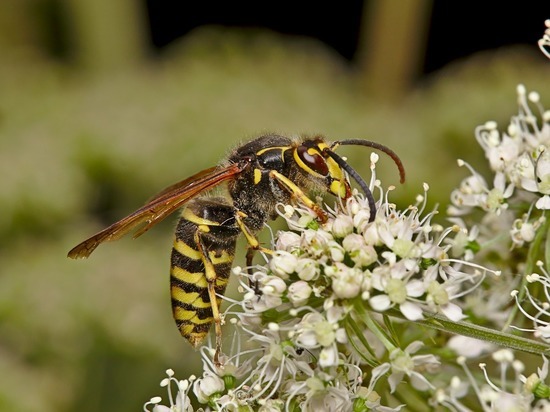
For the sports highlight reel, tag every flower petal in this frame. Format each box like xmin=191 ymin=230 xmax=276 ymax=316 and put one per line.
xmin=399 ymin=302 xmax=424 ymax=321
xmin=440 ymin=302 xmax=466 ymax=322
xmin=369 ymin=294 xmax=391 ymax=311
xmin=406 ymin=279 xmax=425 ymax=297
xmin=447 ymin=335 xmax=494 ymax=358
xmin=536 ymin=195 xmax=550 ymax=209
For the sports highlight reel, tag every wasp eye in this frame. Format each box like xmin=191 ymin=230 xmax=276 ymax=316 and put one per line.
xmin=296 ymin=146 xmax=329 ymax=176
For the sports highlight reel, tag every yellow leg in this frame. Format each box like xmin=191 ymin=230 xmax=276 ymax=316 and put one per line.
xmin=194 ymin=230 xmax=224 ymax=366
xmin=234 ymin=211 xmax=274 ymax=291
xmin=269 ymin=170 xmax=328 ymax=223
xmin=235 ymin=211 xmax=273 ymax=255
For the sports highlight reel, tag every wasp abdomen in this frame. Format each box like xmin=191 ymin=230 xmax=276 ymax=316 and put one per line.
xmin=170 ymin=198 xmax=240 ymax=347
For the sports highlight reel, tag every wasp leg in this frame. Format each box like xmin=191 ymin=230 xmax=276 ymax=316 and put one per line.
xmin=194 ymin=229 xmax=225 ymax=366
xmin=246 ymin=247 xmax=255 ymax=284
xmin=246 ymin=247 xmax=256 ymax=269
xmin=269 ymin=170 xmax=328 ymax=223
xmin=235 ymin=211 xmax=273 ymax=255
xmin=235 ymin=211 xmax=272 ymax=292
xmin=246 ymin=247 xmax=264 ymax=295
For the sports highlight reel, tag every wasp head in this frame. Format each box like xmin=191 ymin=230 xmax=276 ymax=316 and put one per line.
xmin=293 ymin=138 xmax=352 ymax=199
xmin=294 ymin=137 xmax=406 ymax=223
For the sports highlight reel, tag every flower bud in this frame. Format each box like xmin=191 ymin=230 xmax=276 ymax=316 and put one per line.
xmin=295 ymin=258 xmax=319 ymax=281
xmin=193 ymin=372 xmax=224 ymax=404
xmin=276 ymin=231 xmax=301 ymax=251
xmin=269 ymin=251 xmax=297 ymax=278
xmin=332 ymin=214 xmax=354 ymax=238
xmin=329 ymin=242 xmax=345 ymax=262
xmin=319 ymin=346 xmax=338 ymax=368
xmin=331 ymin=267 xmax=362 ymax=299
xmin=342 ymin=233 xmax=364 ymax=252
xmin=262 ymin=276 xmax=287 ymax=296
xmin=288 ymin=280 xmax=312 ymax=306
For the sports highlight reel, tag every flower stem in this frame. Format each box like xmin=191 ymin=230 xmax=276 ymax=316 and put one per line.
xmin=386 ymin=309 xmax=550 ymax=356
xmin=345 ymin=316 xmax=377 ymax=366
xmin=353 ymin=298 xmax=397 ymax=352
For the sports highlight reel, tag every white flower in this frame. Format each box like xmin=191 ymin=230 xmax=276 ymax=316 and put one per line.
xmin=353 ymin=364 xmax=405 ymax=411
xmin=193 ymin=371 xmax=225 ymax=404
xmin=144 ymin=369 xmax=195 ymax=412
xmin=318 ymin=345 xmax=339 ymax=368
xmin=262 ymin=276 xmax=287 ymax=295
xmin=369 ymin=276 xmax=425 ymax=321
xmin=510 ymin=210 xmax=545 ymax=247
xmin=536 ymin=195 xmax=550 ymax=210
xmin=487 ymin=390 xmax=532 ymax=412
xmin=287 ymin=280 xmax=312 ymax=306
xmin=453 ymin=86 xmax=550 ymax=220
xmin=342 ymin=233 xmax=378 ymax=266
xmin=253 ymin=274 xmax=287 ymax=310
xmin=295 ymin=258 xmax=320 ymax=281
xmin=522 ymin=356 xmax=549 ymax=399
xmin=387 ymin=341 xmax=440 ymax=393
xmin=447 ymin=335 xmax=494 ymax=358
xmin=431 ymin=376 xmax=469 ymax=411
xmin=331 ymin=214 xmax=354 ymax=238
xmin=330 ymin=264 xmax=363 ymax=299
xmin=301 ymin=228 xmax=334 ymax=259
xmin=539 ymin=19 xmax=550 ymax=59
xmin=301 ymin=377 xmax=352 ymax=411
xmin=275 ymin=231 xmax=301 ymax=251
xmin=328 ymin=240 xmax=345 ymax=262
xmin=269 ymin=251 xmax=298 ymax=278
xmin=296 ymin=312 xmax=336 ymax=349
xmin=450 ymin=161 xmax=513 ymax=216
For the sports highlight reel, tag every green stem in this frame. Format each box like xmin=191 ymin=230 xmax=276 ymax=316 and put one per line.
xmin=345 ymin=316 xmax=377 ymax=366
xmin=354 ymin=299 xmax=397 ymax=352
xmin=502 ymin=216 xmax=550 ymax=331
xmin=387 ymin=309 xmax=550 ymax=356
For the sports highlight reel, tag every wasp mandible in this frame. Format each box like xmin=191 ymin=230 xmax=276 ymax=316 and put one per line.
xmin=68 ymin=134 xmax=405 ymax=365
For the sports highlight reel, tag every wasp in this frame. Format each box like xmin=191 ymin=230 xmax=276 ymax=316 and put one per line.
xmin=68 ymin=134 xmax=405 ymax=364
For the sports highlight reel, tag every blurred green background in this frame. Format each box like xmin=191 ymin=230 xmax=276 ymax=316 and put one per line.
xmin=0 ymin=1 xmax=548 ymax=411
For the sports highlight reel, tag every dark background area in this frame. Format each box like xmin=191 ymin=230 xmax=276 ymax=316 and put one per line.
xmin=144 ymin=1 xmax=550 ymax=75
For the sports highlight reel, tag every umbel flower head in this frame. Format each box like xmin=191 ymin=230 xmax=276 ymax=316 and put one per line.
xmin=145 ymin=85 xmax=550 ymax=411
xmin=145 ymin=153 xmax=497 ymax=411
xmin=449 ymin=84 xmax=550 ymax=249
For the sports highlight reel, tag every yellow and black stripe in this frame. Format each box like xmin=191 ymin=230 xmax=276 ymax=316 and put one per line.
xmin=170 ymin=197 xmax=240 ymax=347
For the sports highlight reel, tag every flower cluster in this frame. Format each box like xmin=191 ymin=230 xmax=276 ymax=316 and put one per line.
xmin=145 ymin=85 xmax=550 ymax=411
xmin=432 ymin=350 xmax=550 ymax=411
xmin=449 ymin=84 xmax=550 ymax=249
xmin=266 ymin=177 xmax=492 ymax=326
xmin=144 ymin=153 xmax=501 ymax=411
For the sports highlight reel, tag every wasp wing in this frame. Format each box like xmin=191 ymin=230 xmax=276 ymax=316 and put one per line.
xmin=144 ymin=166 xmax=218 ymax=204
xmin=68 ymin=163 xmax=243 ymax=259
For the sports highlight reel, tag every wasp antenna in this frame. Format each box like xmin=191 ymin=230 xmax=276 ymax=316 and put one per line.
xmin=324 ymin=150 xmax=376 ymax=222
xmin=331 ymin=139 xmax=406 ymax=184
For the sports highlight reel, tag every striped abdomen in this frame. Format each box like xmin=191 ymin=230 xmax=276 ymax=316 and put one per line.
xmin=170 ymin=197 xmax=240 ymax=347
